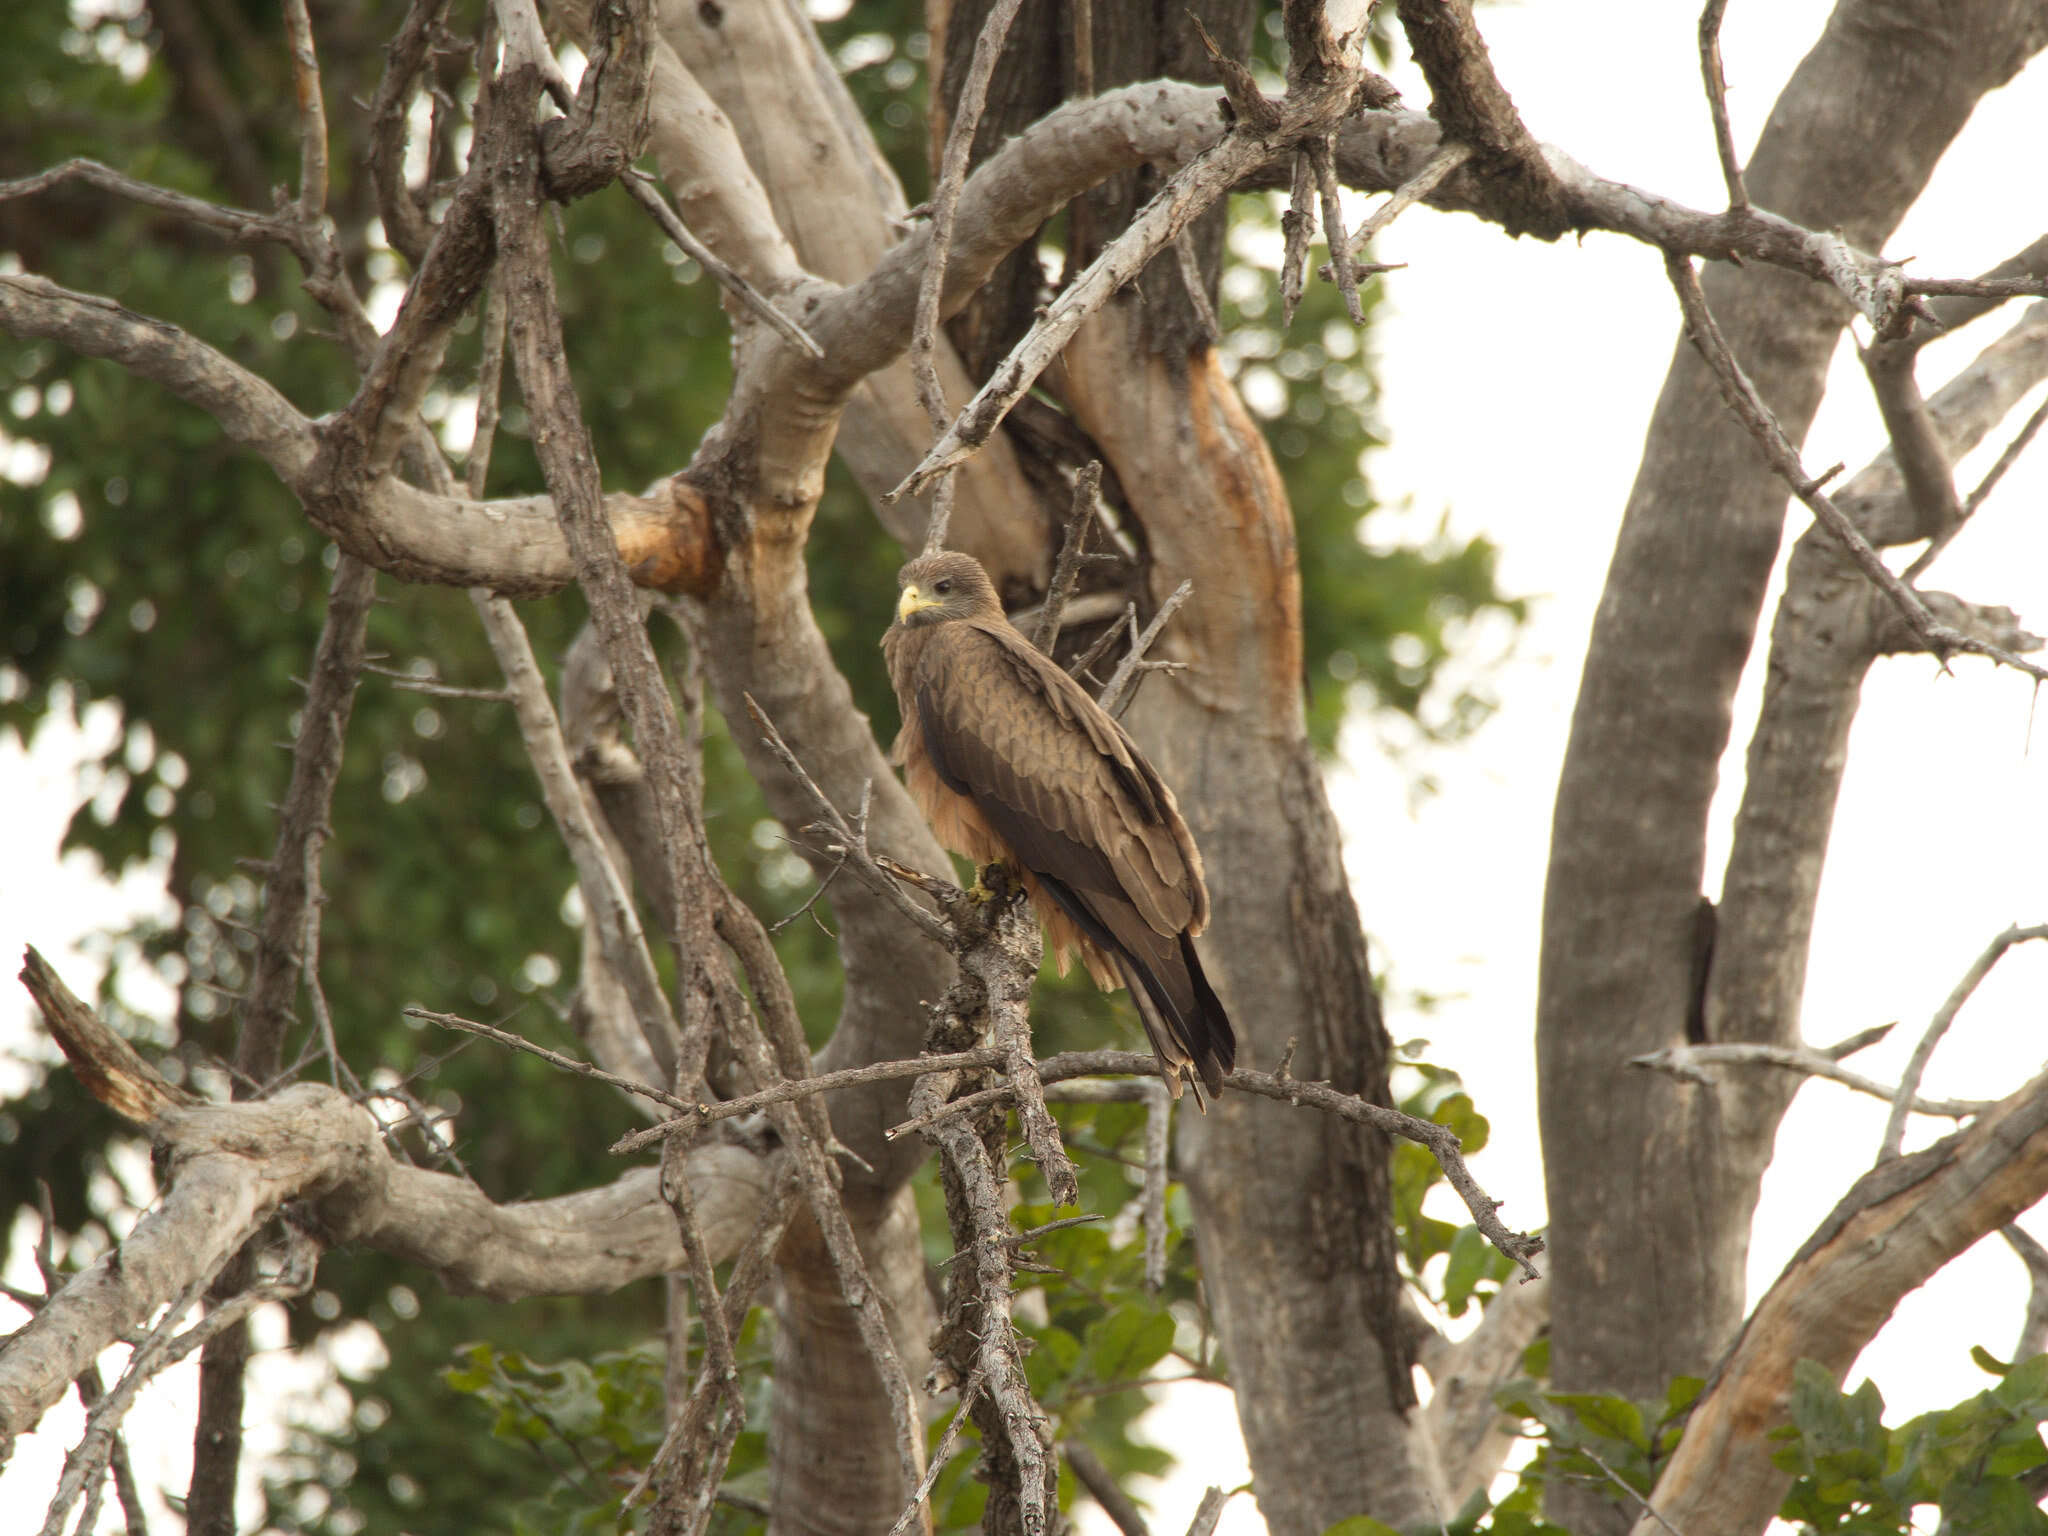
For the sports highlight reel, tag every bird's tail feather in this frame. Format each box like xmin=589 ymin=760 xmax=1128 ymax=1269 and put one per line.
xmin=1113 ymin=939 xmax=1235 ymax=1106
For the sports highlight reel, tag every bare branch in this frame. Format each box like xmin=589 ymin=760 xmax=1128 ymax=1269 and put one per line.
xmin=470 ymin=595 xmax=682 ymax=1085
xmin=1281 ymin=150 xmax=1317 ymax=326
xmin=913 ymin=0 xmax=1027 ymax=556
xmin=281 ymin=0 xmax=330 ymax=225
xmin=1697 ymin=0 xmax=1747 ymax=209
xmin=1879 ymin=924 xmax=2048 ymax=1160
xmin=887 ymin=49 xmax=1367 ymax=500
xmin=1141 ymin=1079 xmax=1171 ymax=1291
xmin=4 ymin=950 xmax=770 ymax=1447
xmin=1628 ymin=1041 xmax=1990 ymax=1120
xmin=742 ymin=696 xmax=958 ymax=949
xmin=2002 ymin=1225 xmax=2048 ymax=1365
xmin=1309 ymin=137 xmax=1367 ymax=322
xmin=621 ymin=170 xmax=822 ymax=359
xmin=1861 ymin=338 xmax=1962 ymax=545
xmin=1338 ymin=139 xmax=1474 ymax=266
xmin=609 ymin=1047 xmax=1012 ymax=1158
xmin=0 ymin=160 xmax=291 ymax=248
xmin=407 ymin=1006 xmax=690 ymax=1111
xmin=911 ymin=1062 xmax=1055 ymax=1536
xmin=884 ymin=1368 xmax=987 ymax=1536
xmin=1905 ymin=387 xmax=2048 ymax=581
xmin=1066 ymin=1440 xmax=1151 ymax=1536
xmin=1033 ymin=461 xmax=1105 ymax=655
xmin=1637 ymin=1063 xmax=2048 ymax=1536
xmin=1665 ymin=253 xmax=2048 ymax=682
xmin=1099 ymin=579 xmax=1194 ymax=716
xmin=895 ymin=1048 xmax=1542 ymax=1279
xmin=1185 ymin=1487 xmax=1229 ymax=1536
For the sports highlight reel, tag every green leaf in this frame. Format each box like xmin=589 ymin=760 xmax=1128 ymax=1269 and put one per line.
xmin=1660 ymin=1374 xmax=1706 ymax=1427
xmin=1442 ymin=1224 xmax=1491 ymax=1318
xmin=1994 ymin=1353 xmax=2048 ymax=1410
xmin=1974 ymin=1344 xmax=2014 ymax=1377
xmin=1084 ymin=1302 xmax=1176 ymax=1386
xmin=1552 ymin=1392 xmax=1648 ymax=1452
xmin=1322 ymin=1518 xmax=1402 ymax=1536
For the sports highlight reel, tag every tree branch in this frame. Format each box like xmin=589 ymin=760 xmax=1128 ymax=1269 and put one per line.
xmin=1879 ymin=924 xmax=2048 ymax=1160
xmin=1666 ymin=252 xmax=2048 ymax=681
xmin=3 ymin=949 xmax=769 ymax=1453
xmin=1637 ymin=1062 xmax=2048 ymax=1536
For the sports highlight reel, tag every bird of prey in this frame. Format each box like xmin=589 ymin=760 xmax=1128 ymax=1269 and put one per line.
xmin=882 ymin=550 xmax=1237 ymax=1100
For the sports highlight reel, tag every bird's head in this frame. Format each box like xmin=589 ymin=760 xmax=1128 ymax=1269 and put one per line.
xmin=893 ymin=551 xmax=1002 ymax=628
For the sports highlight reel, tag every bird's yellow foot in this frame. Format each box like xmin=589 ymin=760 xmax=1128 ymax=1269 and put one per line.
xmin=972 ymin=862 xmax=1022 ymax=906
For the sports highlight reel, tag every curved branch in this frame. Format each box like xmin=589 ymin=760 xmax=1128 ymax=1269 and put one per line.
xmin=0 ymin=271 xmax=719 ymax=597
xmin=5 ymin=949 xmax=767 ymax=1453
xmin=1636 ymin=1063 xmax=2048 ymax=1536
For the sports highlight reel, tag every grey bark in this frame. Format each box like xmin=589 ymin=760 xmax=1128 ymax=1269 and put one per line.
xmin=927 ymin=4 xmax=1428 ymax=1527
xmin=1536 ymin=4 xmax=2048 ymax=1531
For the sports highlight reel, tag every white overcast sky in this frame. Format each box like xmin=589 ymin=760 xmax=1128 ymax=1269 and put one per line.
xmin=5 ymin=1 xmax=2048 ymax=1531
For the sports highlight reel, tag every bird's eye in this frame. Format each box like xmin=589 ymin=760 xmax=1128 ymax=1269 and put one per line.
xmin=933 ymin=579 xmax=954 ymax=595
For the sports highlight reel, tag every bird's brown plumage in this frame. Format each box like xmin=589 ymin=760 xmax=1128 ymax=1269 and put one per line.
xmin=882 ymin=551 xmax=1236 ymax=1100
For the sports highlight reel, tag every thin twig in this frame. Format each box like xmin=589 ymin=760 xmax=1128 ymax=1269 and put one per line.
xmin=1629 ymin=1042 xmax=1988 ymax=1120
xmin=891 ymin=1049 xmax=1542 ymax=1277
xmin=1185 ymin=1487 xmax=1229 ymax=1536
xmin=1904 ymin=390 xmax=2048 ymax=581
xmin=1697 ymin=0 xmax=1747 ymax=210
xmin=1581 ymin=1445 xmax=1686 ymax=1536
xmin=408 ymin=1006 xmax=692 ymax=1111
xmin=1904 ymin=275 xmax=2048 ymax=302
xmin=1879 ymin=924 xmax=2048 ymax=1160
xmin=1280 ymin=150 xmax=1316 ymax=326
xmin=1665 ymin=253 xmax=2048 ymax=683
xmin=40 ymin=1233 xmax=317 ymax=1536
xmin=468 ymin=273 xmax=508 ymax=499
xmin=914 ymin=0 xmax=1028 ymax=555
xmin=281 ymin=0 xmax=330 ymax=225
xmin=608 ymin=1047 xmax=1010 ymax=1156
xmin=622 ymin=172 xmax=822 ymax=359
xmin=1173 ymin=230 xmax=1222 ymax=342
xmin=884 ymin=1367 xmax=989 ymax=1536
xmin=1340 ymin=139 xmax=1474 ymax=264
xmin=363 ymin=663 xmax=512 ymax=702
xmin=1142 ymin=1079 xmax=1171 ymax=1291
xmin=1034 ymin=461 xmax=1104 ymax=654
xmin=743 ymin=695 xmax=959 ymax=948
xmin=1066 ymin=1440 xmax=1151 ymax=1536
xmin=1069 ymin=601 xmax=1137 ymax=683
xmin=1308 ymin=137 xmax=1365 ymax=322
xmin=629 ymin=1168 xmax=799 ymax=1517
xmin=1099 ymin=580 xmax=1194 ymax=715
xmin=470 ymin=593 xmax=683 ymax=1086
xmin=2003 ymin=1225 xmax=2048 ymax=1364
xmin=0 ymin=160 xmax=291 ymax=247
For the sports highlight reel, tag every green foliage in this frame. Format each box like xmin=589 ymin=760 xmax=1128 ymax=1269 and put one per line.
xmin=1386 ymin=1054 xmax=1519 ymax=1319
xmin=435 ymin=1318 xmax=773 ymax=1536
xmin=1423 ymin=1355 xmax=2048 ymax=1536
xmin=2 ymin=0 xmax=1527 ymax=1527
xmin=1772 ymin=1356 xmax=2048 ymax=1535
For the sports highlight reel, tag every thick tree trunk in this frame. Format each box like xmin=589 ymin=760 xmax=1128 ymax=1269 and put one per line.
xmin=1065 ymin=321 xmax=1437 ymax=1531
xmin=928 ymin=2 xmax=1428 ymax=1524
xmin=1536 ymin=4 xmax=2048 ymax=1531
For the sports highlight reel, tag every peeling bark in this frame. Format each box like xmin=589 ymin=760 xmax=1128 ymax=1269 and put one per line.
xmin=1537 ymin=5 xmax=2048 ymax=1531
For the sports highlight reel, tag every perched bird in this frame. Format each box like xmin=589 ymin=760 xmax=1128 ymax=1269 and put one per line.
xmin=882 ymin=550 xmax=1237 ymax=1100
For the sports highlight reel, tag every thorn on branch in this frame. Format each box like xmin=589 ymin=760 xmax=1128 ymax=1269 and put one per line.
xmin=1188 ymin=13 xmax=1282 ymax=133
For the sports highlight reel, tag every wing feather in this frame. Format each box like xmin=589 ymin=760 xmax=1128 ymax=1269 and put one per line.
xmin=912 ymin=622 xmax=1201 ymax=938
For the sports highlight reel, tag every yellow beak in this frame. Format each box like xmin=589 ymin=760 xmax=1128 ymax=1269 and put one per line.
xmin=897 ymin=584 xmax=939 ymax=622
